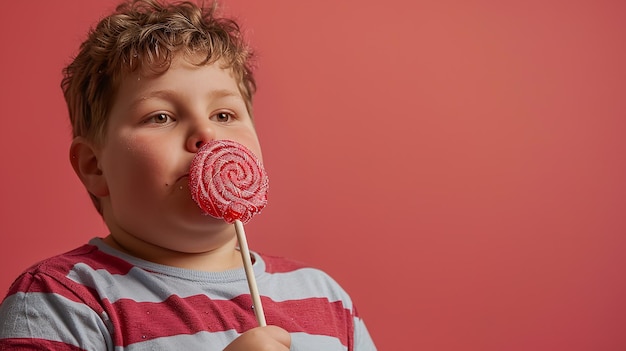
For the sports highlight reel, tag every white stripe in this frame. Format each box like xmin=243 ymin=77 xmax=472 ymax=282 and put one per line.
xmin=262 ymin=268 xmax=354 ymax=308
xmin=121 ymin=330 xmax=239 ymax=351
xmin=117 ymin=330 xmax=347 ymax=351
xmin=354 ymin=316 xmax=378 ymax=350
xmin=67 ymin=258 xmax=353 ymax=310
xmin=290 ymin=332 xmax=348 ymax=351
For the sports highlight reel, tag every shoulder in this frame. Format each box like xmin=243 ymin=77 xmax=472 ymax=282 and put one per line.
xmin=3 ymin=242 xmax=132 ymax=299
xmin=257 ymin=253 xmax=353 ymax=305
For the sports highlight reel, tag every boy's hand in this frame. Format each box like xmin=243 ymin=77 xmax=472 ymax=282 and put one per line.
xmin=224 ymin=326 xmax=291 ymax=351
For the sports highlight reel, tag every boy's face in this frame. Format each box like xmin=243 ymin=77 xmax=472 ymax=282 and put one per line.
xmin=95 ymin=55 xmax=262 ymax=253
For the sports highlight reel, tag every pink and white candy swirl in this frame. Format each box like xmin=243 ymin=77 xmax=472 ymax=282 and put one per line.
xmin=189 ymin=140 xmax=269 ymax=224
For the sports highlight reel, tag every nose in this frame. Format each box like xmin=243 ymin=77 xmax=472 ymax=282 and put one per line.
xmin=186 ymin=122 xmax=216 ymax=152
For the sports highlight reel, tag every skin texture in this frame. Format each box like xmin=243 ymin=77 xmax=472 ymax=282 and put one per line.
xmin=70 ymin=56 xmax=291 ymax=350
xmin=223 ymin=326 xmax=291 ymax=351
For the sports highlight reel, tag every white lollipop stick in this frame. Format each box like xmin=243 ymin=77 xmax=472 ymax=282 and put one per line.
xmin=234 ymin=219 xmax=267 ymax=327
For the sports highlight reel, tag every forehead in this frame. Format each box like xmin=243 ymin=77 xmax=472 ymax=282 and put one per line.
xmin=115 ymin=55 xmax=241 ymax=100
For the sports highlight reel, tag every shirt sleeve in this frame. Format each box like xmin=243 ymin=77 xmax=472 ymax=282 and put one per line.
xmin=0 ymin=272 xmax=112 ymax=351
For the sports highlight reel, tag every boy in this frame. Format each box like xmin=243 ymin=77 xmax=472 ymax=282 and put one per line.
xmin=0 ymin=0 xmax=376 ymax=350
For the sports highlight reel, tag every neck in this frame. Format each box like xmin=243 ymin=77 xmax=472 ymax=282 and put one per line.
xmin=102 ymin=231 xmax=243 ymax=272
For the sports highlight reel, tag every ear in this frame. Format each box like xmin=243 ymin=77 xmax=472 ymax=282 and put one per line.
xmin=70 ymin=137 xmax=109 ymax=197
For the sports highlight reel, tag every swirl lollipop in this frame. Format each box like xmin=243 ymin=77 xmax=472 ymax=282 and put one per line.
xmin=189 ymin=139 xmax=268 ymax=223
xmin=189 ymin=139 xmax=268 ymax=326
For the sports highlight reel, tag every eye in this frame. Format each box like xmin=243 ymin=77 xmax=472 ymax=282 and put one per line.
xmin=211 ymin=111 xmax=234 ymax=123
xmin=145 ymin=113 xmax=173 ymax=124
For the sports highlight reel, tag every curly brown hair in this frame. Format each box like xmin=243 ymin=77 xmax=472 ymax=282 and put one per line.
xmin=62 ymin=0 xmax=256 ymax=145
xmin=62 ymin=0 xmax=256 ymax=213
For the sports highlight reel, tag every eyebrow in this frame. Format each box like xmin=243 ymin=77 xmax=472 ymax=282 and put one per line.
xmin=129 ymin=88 xmax=242 ymax=110
xmin=208 ymin=89 xmax=242 ymax=100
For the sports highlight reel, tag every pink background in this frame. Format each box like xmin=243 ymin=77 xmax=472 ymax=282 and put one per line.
xmin=1 ymin=1 xmax=626 ymax=350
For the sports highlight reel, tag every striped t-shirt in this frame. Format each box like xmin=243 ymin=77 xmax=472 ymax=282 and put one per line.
xmin=0 ymin=238 xmax=376 ymax=350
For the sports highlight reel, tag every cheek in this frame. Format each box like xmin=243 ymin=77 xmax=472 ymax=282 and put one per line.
xmin=247 ymin=142 xmax=263 ymax=163
xmin=236 ymin=130 xmax=263 ymax=162
xmin=103 ymin=139 xmax=164 ymax=185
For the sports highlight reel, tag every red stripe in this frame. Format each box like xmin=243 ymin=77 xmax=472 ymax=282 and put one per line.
xmin=7 ymin=244 xmax=133 ymax=297
xmin=262 ymin=254 xmax=309 ymax=273
xmin=109 ymin=294 xmax=351 ymax=347
xmin=63 ymin=244 xmax=135 ymax=275
xmin=6 ymin=268 xmax=105 ymax=315
xmin=353 ymin=305 xmax=361 ymax=318
xmin=0 ymin=338 xmax=84 ymax=351
xmin=269 ymin=297 xmax=351 ymax=345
